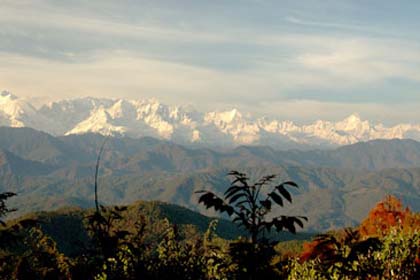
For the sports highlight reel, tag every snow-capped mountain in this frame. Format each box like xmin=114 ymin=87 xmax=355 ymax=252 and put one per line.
xmin=1 ymin=91 xmax=420 ymax=148
xmin=0 ymin=91 xmax=58 ymax=130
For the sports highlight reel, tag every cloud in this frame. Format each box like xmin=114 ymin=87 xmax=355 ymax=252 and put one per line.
xmin=296 ymin=38 xmax=420 ymax=84
xmin=0 ymin=0 xmax=419 ymax=124
xmin=284 ymin=16 xmax=368 ymax=32
xmin=248 ymin=100 xmax=420 ymax=125
xmin=0 ymin=2 xmax=234 ymax=46
xmin=1 ymin=50 xmax=417 ymax=125
xmin=0 ymin=51 xmax=279 ymax=105
xmin=1 ymin=33 xmax=420 ymax=108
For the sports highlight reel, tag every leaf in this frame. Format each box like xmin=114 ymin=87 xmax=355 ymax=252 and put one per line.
xmin=221 ymin=205 xmax=234 ymax=216
xmin=260 ymin=199 xmax=272 ymax=210
xmin=283 ymin=216 xmax=307 ymax=233
xmin=268 ymin=192 xmax=283 ymax=206
xmin=198 ymin=192 xmax=234 ymax=215
xmin=293 ymin=217 xmax=304 ymax=228
xmin=281 ymin=217 xmax=297 ymax=234
xmin=225 ymin=186 xmax=244 ymax=199
xmin=228 ymin=170 xmax=245 ymax=177
xmin=233 ymin=213 xmax=248 ymax=226
xmin=195 ymin=190 xmax=207 ymax=194
xmin=231 ymin=177 xmax=248 ymax=187
xmin=236 ymin=199 xmax=249 ymax=205
xmin=229 ymin=193 xmax=247 ymax=204
xmin=114 ymin=206 xmax=128 ymax=212
xmin=198 ymin=192 xmax=216 ymax=205
xmin=255 ymin=174 xmax=276 ymax=186
xmin=283 ymin=181 xmax=299 ymax=188
xmin=272 ymin=218 xmax=284 ymax=232
xmin=229 ymin=171 xmax=249 ymax=187
xmin=0 ymin=192 xmax=16 ymax=200
xmin=276 ymin=185 xmax=292 ymax=203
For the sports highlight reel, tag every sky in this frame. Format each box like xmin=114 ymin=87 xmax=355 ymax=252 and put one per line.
xmin=0 ymin=0 xmax=419 ymax=124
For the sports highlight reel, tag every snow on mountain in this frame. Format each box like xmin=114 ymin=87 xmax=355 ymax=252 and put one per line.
xmin=0 ymin=91 xmax=58 ymax=130
xmin=65 ymin=105 xmax=128 ymax=136
xmin=63 ymin=98 xmax=199 ymax=141
xmin=203 ymin=109 xmax=261 ymax=145
xmin=1 ymin=92 xmax=420 ymax=148
xmin=38 ymin=97 xmax=115 ymax=134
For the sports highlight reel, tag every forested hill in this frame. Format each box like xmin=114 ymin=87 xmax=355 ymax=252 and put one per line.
xmin=0 ymin=127 xmax=419 ymax=231
xmin=8 ymin=200 xmax=314 ymax=257
xmin=1 ymin=127 xmax=420 ymax=170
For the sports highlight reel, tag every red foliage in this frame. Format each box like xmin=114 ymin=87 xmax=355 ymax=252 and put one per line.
xmin=300 ymin=195 xmax=420 ymax=265
xmin=299 ymin=195 xmax=420 ymax=261
xmin=358 ymin=195 xmax=417 ymax=237
xmin=299 ymin=233 xmax=341 ymax=262
xmin=300 ymin=240 xmax=321 ymax=261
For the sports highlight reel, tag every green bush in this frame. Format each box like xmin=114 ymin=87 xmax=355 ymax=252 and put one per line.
xmin=287 ymin=228 xmax=420 ymax=279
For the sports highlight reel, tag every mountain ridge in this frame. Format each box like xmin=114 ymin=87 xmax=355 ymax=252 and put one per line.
xmin=1 ymin=91 xmax=420 ymax=148
xmin=0 ymin=127 xmax=419 ymax=231
xmin=0 ymin=127 xmax=419 ymax=171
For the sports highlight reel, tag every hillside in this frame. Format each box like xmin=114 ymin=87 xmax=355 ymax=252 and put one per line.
xmin=0 ymin=127 xmax=419 ymax=231
xmin=10 ymin=201 xmax=314 ymax=256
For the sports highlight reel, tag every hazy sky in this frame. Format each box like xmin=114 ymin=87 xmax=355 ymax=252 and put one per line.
xmin=1 ymin=0 xmax=419 ymax=124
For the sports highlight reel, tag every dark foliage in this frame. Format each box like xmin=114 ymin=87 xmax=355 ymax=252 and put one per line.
xmin=0 ymin=192 xmax=16 ymax=226
xmin=197 ymin=171 xmax=307 ymax=279
xmin=197 ymin=171 xmax=307 ymax=243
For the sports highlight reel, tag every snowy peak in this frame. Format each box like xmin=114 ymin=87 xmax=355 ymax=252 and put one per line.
xmin=342 ymin=113 xmax=362 ymax=124
xmin=1 ymin=91 xmax=420 ymax=148
xmin=0 ymin=92 xmax=54 ymax=129
xmin=0 ymin=91 xmax=18 ymax=102
xmin=216 ymin=108 xmax=242 ymax=123
xmin=66 ymin=106 xmax=127 ymax=136
xmin=336 ymin=113 xmax=369 ymax=131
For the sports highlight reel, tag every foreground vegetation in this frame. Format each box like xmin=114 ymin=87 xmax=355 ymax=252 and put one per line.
xmin=1 ymin=172 xmax=420 ymax=279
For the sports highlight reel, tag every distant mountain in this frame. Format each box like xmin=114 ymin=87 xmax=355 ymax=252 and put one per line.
xmin=1 ymin=91 xmax=420 ymax=148
xmin=264 ymin=139 xmax=420 ymax=170
xmin=0 ymin=91 xmax=58 ymax=131
xmin=1 ymin=127 xmax=420 ymax=171
xmin=0 ymin=127 xmax=419 ymax=231
xmin=0 ymin=126 xmax=89 ymax=164
xmin=0 ymin=149 xmax=51 ymax=177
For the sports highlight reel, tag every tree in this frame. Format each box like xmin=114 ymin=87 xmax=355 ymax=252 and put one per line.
xmin=197 ymin=171 xmax=307 ymax=279
xmin=12 ymin=227 xmax=71 ymax=280
xmin=0 ymin=192 xmax=16 ymax=226
xmin=82 ymin=139 xmax=132 ymax=279
xmin=359 ymin=195 xmax=419 ymax=237
xmin=196 ymin=171 xmax=307 ymax=244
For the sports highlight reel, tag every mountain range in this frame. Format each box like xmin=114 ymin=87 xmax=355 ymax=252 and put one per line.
xmin=0 ymin=127 xmax=419 ymax=231
xmin=1 ymin=90 xmax=420 ymax=148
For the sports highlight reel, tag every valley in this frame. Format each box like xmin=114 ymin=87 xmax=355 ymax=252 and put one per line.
xmin=0 ymin=127 xmax=419 ymax=231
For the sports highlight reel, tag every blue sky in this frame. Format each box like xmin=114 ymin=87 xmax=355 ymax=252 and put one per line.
xmin=0 ymin=0 xmax=419 ymax=124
